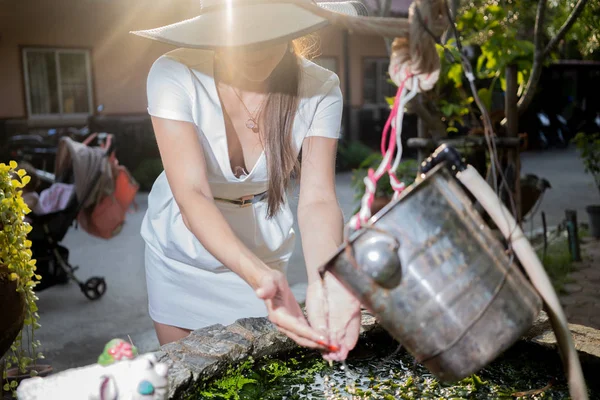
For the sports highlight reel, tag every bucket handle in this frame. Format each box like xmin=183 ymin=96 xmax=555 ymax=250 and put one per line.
xmin=422 ymin=144 xmax=588 ymax=400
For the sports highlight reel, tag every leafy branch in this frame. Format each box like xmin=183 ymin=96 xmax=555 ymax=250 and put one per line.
xmin=517 ymin=0 xmax=591 ymax=114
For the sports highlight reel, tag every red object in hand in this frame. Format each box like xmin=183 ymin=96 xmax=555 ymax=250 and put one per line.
xmin=317 ymin=340 xmax=339 ymax=352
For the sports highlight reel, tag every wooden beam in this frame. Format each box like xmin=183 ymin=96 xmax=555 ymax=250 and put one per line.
xmin=407 ymin=136 xmax=521 ymax=149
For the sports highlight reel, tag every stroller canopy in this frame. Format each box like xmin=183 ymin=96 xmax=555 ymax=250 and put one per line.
xmin=54 ymin=136 xmax=114 ymax=209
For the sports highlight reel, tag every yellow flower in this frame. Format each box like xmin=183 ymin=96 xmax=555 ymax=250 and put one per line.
xmin=10 ymin=272 xmax=18 ymax=281
xmin=9 ymin=160 xmax=17 ymax=169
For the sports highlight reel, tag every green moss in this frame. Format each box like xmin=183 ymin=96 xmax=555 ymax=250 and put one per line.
xmin=189 ymin=338 xmax=596 ymax=400
xmin=536 ymin=227 xmax=589 ymax=294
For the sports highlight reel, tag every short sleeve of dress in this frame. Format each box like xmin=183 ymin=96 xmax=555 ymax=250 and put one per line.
xmin=146 ymin=56 xmax=195 ymax=123
xmin=306 ymin=74 xmax=343 ymax=139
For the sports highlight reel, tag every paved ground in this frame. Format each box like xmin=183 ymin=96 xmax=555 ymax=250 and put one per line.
xmin=33 ymin=145 xmax=598 ymax=372
xmin=559 ymin=237 xmax=600 ymax=329
xmin=519 ymin=146 xmax=599 ymax=234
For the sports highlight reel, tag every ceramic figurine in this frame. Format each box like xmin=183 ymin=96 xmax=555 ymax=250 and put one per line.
xmin=89 ymin=353 xmax=169 ymax=400
xmin=17 ymin=349 xmax=169 ymax=400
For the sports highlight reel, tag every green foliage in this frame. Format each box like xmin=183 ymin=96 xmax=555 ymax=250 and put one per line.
xmin=573 ymin=132 xmax=600 ymax=196
xmin=426 ymin=3 xmax=535 ymax=133
xmin=350 ymin=155 xmax=419 ymax=212
xmin=463 ymin=0 xmax=600 ymax=59
xmin=0 ymin=161 xmax=42 ymax=397
xmin=336 ymin=141 xmax=375 ymax=171
xmin=390 ymin=0 xmax=598 ymax=137
xmin=430 ymin=41 xmax=476 ymax=133
xmin=535 ymin=226 xmax=589 ymax=294
xmin=191 ymin=340 xmax=574 ymax=399
xmin=191 ymin=354 xmax=328 ymax=400
xmin=546 ymin=0 xmax=600 ymax=58
xmin=132 ymin=158 xmax=163 ymax=192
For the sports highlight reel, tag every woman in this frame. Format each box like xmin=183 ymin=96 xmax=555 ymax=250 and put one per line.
xmin=131 ymin=0 xmax=405 ymax=361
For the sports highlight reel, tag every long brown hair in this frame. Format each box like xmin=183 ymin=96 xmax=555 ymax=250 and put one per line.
xmin=261 ymin=36 xmax=319 ymax=218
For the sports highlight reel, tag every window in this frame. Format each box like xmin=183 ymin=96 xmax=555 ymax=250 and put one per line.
xmin=22 ymin=48 xmax=93 ymax=118
xmin=363 ymin=58 xmax=396 ymax=106
xmin=313 ymin=56 xmax=338 ymax=74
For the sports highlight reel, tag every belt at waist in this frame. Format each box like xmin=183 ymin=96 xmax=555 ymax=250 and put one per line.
xmin=213 ymin=191 xmax=267 ymax=207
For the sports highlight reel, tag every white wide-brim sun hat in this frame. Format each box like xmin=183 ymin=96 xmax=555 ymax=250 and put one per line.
xmin=130 ymin=0 xmax=411 ymax=49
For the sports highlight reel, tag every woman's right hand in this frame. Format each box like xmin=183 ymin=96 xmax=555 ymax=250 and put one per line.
xmin=255 ymin=269 xmax=332 ymax=351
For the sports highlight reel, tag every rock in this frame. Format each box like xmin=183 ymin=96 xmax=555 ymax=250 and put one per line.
xmin=563 ymin=283 xmax=583 ymax=294
xmin=229 ymin=317 xmax=295 ymax=359
xmin=182 ymin=326 xmax=252 ymax=360
xmin=522 ymin=310 xmax=552 ymax=340
xmin=522 ymin=310 xmax=600 ymax=367
xmin=360 ymin=309 xmax=378 ymax=333
xmin=159 ymin=311 xmax=377 ymax=398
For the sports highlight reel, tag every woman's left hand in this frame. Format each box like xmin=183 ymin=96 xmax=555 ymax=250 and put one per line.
xmin=305 ymin=272 xmax=362 ymax=361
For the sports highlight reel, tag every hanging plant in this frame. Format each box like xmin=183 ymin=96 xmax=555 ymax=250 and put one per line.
xmin=0 ymin=161 xmax=44 ymax=397
xmin=351 ymin=154 xmax=419 ymax=215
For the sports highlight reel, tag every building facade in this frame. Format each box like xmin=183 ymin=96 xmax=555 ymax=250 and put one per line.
xmin=1 ymin=0 xmax=412 ymax=140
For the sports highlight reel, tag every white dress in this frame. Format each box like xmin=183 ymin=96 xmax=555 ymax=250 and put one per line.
xmin=140 ymin=48 xmax=342 ymax=330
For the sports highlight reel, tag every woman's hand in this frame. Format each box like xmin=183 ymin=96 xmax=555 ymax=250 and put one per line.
xmin=255 ymin=269 xmax=332 ymax=351
xmin=305 ymin=272 xmax=362 ymax=362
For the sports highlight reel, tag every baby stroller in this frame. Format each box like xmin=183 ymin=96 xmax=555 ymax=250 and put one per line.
xmin=27 ymin=133 xmax=119 ymax=300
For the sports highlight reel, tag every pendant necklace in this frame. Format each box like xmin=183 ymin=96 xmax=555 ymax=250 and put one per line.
xmin=231 ymin=87 xmax=267 ymax=134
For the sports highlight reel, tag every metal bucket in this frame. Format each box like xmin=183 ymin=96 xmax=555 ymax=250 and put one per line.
xmin=322 ymin=163 xmax=542 ymax=382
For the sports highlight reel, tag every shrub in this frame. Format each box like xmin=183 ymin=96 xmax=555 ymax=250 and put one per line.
xmin=573 ymin=132 xmax=600 ymax=197
xmin=133 ymin=158 xmax=164 ymax=192
xmin=1 ymin=161 xmax=42 ymax=396
xmin=337 ymin=141 xmax=376 ymax=172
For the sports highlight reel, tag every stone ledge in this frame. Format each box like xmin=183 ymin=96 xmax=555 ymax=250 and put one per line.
xmin=523 ymin=310 xmax=600 ymax=367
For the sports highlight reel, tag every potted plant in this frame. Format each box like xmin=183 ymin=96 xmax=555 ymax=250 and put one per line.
xmin=0 ymin=161 xmax=49 ymax=397
xmin=573 ymin=132 xmax=600 ymax=238
xmin=351 ymin=153 xmax=419 ymax=215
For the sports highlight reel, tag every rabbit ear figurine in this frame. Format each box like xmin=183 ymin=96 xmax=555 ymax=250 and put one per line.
xmin=95 ymin=374 xmax=118 ymax=400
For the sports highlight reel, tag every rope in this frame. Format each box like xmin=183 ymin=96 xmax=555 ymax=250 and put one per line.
xmin=389 ymin=0 xmax=448 ymax=91
xmin=348 ymin=0 xmax=447 ymax=231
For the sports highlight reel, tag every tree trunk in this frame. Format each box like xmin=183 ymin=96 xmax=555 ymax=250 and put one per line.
xmin=505 ymin=64 xmax=522 ymax=222
xmin=517 ymin=0 xmax=590 ymax=115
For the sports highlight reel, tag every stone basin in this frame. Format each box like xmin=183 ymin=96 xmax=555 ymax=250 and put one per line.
xmin=15 ymin=310 xmax=600 ymax=399
xmin=158 ymin=310 xmax=599 ymax=399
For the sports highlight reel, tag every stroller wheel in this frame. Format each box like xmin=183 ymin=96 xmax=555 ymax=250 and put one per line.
xmin=81 ymin=277 xmax=107 ymax=301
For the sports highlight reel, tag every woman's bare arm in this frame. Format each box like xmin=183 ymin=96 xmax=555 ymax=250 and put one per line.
xmin=297 ymin=136 xmax=344 ymax=280
xmin=152 ymin=116 xmax=270 ymax=289
xmin=298 ymin=136 xmax=361 ymax=361
xmin=151 ymin=116 xmax=327 ymax=349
